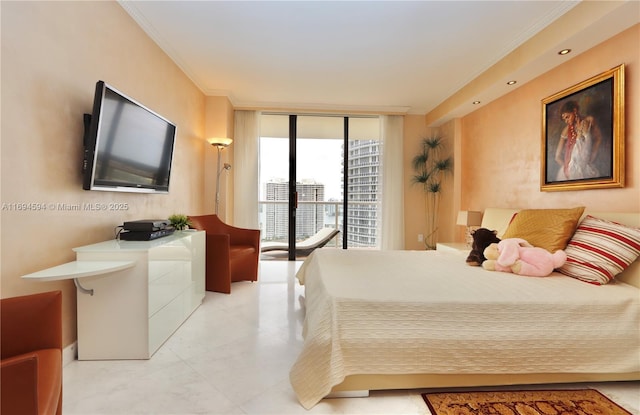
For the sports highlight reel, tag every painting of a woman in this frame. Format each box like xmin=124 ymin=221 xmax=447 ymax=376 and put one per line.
xmin=554 ymin=100 xmax=602 ymax=181
xmin=541 ymin=64 xmax=624 ymax=191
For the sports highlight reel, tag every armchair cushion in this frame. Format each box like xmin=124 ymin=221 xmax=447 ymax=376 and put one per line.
xmin=1 ymin=349 xmax=62 ymax=415
xmin=1 ymin=290 xmax=63 ymax=415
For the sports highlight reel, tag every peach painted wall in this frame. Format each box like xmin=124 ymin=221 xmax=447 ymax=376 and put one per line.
xmin=403 ymin=115 xmax=426 ymax=250
xmin=403 ymin=24 xmax=640 ymax=246
xmin=460 ymin=24 xmax=638 ymax=215
xmin=1 ymin=2 xmax=207 ymax=347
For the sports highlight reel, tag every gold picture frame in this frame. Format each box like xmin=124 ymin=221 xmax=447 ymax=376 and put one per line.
xmin=541 ymin=64 xmax=625 ymax=191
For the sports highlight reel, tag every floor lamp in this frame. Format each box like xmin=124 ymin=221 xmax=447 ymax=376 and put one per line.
xmin=207 ymin=137 xmax=233 ymax=214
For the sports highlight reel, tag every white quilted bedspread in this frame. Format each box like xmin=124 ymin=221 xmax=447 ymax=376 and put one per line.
xmin=289 ymin=249 xmax=640 ymax=409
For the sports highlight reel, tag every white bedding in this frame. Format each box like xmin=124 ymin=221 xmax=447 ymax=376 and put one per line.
xmin=289 ymin=248 xmax=640 ymax=409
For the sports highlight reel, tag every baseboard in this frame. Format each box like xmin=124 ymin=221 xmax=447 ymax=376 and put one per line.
xmin=326 ymin=390 xmax=369 ymax=399
xmin=63 ymin=341 xmax=77 ymax=366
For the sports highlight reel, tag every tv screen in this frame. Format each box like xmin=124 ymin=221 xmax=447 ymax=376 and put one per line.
xmin=83 ymin=81 xmax=177 ymax=193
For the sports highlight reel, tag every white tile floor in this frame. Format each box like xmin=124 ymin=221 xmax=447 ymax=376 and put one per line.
xmin=63 ymin=260 xmax=640 ymax=415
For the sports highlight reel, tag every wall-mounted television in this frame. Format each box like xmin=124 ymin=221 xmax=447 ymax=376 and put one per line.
xmin=82 ymin=81 xmax=177 ymax=194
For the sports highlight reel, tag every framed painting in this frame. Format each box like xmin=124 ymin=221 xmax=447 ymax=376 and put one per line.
xmin=541 ymin=64 xmax=625 ymax=191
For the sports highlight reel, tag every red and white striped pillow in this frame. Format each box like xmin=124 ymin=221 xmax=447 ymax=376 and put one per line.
xmin=558 ymin=215 xmax=640 ymax=285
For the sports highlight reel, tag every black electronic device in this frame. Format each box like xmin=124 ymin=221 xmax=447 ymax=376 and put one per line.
xmin=82 ymin=80 xmax=177 ymax=194
xmin=119 ymin=228 xmax=175 ymax=241
xmin=123 ymin=219 xmax=171 ymax=232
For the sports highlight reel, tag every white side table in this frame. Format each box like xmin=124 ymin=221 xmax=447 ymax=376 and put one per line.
xmin=436 ymin=242 xmax=470 ymax=256
xmin=22 ymin=261 xmax=136 ymax=295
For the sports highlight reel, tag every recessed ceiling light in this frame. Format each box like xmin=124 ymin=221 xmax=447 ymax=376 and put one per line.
xmin=472 ymin=101 xmax=481 ymax=105
xmin=507 ymin=80 xmax=517 ymax=85
xmin=558 ymin=48 xmax=571 ymax=55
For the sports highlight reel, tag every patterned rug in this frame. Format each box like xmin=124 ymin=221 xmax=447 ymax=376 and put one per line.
xmin=422 ymin=388 xmax=631 ymax=415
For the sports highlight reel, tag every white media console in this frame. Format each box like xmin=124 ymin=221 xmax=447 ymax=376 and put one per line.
xmin=22 ymin=231 xmax=205 ymax=360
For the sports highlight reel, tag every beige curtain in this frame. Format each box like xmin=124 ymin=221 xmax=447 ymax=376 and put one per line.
xmin=379 ymin=115 xmax=405 ymax=250
xmin=233 ymin=110 xmax=260 ymax=229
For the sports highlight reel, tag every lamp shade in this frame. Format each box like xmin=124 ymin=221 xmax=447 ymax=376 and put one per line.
xmin=207 ymin=137 xmax=233 ymax=147
xmin=456 ymin=211 xmax=483 ymax=227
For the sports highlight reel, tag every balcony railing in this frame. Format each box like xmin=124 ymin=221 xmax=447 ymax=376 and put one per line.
xmin=258 ymin=200 xmax=379 ymax=249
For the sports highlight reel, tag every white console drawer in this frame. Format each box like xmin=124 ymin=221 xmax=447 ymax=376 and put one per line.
xmin=148 ymin=289 xmax=188 ymax=354
xmin=148 ymin=261 xmax=191 ymax=316
xmin=148 ymin=260 xmax=181 ymax=283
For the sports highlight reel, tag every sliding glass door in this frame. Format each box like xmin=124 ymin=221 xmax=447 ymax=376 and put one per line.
xmin=259 ymin=114 xmax=380 ymax=260
xmin=295 ymin=116 xmax=344 ymax=256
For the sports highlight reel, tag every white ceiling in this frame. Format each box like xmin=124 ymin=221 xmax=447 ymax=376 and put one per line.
xmin=120 ymin=1 xmax=638 ymax=121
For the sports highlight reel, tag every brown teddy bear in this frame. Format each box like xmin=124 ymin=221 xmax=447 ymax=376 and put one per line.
xmin=466 ymin=228 xmax=501 ymax=266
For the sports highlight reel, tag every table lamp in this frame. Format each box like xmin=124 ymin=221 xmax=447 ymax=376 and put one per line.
xmin=457 ymin=210 xmax=483 ymax=247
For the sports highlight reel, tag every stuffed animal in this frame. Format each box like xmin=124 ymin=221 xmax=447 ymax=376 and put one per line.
xmin=482 ymin=238 xmax=567 ymax=277
xmin=466 ymin=228 xmax=501 ymax=266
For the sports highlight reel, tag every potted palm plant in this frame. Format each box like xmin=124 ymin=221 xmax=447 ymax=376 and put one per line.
xmin=411 ymin=136 xmax=453 ymax=249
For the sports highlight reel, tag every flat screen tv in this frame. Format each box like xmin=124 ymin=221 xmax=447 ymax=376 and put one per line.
xmin=82 ymin=81 xmax=177 ymax=193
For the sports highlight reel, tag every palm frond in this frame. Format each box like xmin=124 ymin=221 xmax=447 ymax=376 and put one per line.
xmin=411 ymin=173 xmax=428 ymax=185
xmin=423 ymin=136 xmax=442 ymax=149
xmin=434 ymin=157 xmax=454 ymax=173
xmin=412 ymin=153 xmax=429 ymax=171
xmin=427 ymin=181 xmax=442 ymax=193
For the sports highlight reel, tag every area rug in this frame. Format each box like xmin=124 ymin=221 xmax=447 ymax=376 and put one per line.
xmin=422 ymin=388 xmax=631 ymax=415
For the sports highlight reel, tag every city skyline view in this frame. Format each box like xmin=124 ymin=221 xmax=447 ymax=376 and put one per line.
xmin=259 ymin=137 xmax=381 ymax=249
xmin=259 ymin=137 xmax=344 ymax=200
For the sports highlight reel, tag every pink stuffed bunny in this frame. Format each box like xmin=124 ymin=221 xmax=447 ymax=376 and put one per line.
xmin=482 ymin=238 xmax=567 ymax=277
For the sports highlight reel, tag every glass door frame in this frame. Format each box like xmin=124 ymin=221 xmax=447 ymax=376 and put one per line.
xmin=285 ymin=114 xmax=349 ymax=260
xmin=287 ymin=115 xmax=297 ymax=260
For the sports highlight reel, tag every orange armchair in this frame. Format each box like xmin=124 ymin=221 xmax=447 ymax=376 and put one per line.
xmin=1 ymin=290 xmax=63 ymax=415
xmin=188 ymin=214 xmax=260 ymax=294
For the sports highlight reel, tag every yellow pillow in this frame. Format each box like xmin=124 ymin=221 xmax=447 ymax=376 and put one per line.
xmin=501 ymin=207 xmax=585 ymax=252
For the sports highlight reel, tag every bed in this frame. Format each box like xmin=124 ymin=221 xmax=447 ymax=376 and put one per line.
xmin=289 ymin=208 xmax=640 ymax=409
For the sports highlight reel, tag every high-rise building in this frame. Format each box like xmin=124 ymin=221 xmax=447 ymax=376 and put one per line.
xmin=344 ymin=139 xmax=379 ymax=247
xmin=297 ymin=180 xmax=325 ymax=238
xmin=263 ymin=179 xmax=288 ymax=241
xmin=263 ymin=179 xmax=325 ymax=241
